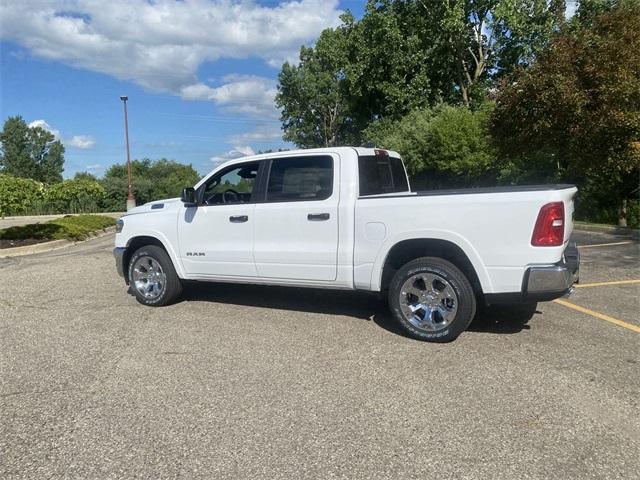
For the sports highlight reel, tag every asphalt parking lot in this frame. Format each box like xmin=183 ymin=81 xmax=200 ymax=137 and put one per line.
xmin=1 ymin=229 xmax=638 ymax=479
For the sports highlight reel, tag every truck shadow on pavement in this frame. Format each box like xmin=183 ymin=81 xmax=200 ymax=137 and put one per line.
xmin=184 ymin=282 xmax=535 ymax=339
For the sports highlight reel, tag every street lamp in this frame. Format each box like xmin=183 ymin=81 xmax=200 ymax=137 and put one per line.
xmin=120 ymin=95 xmax=136 ymax=211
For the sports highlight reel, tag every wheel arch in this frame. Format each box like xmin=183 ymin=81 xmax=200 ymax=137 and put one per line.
xmin=376 ymin=236 xmax=491 ymax=297
xmin=123 ymin=235 xmax=179 ymax=284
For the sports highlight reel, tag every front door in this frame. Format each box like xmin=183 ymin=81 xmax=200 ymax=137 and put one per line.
xmin=253 ymin=155 xmax=339 ymax=281
xmin=178 ymin=161 xmax=261 ymax=277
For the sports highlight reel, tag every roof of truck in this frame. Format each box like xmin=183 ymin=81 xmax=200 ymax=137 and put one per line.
xmin=216 ymin=146 xmax=400 ymax=168
xmin=194 ymin=147 xmax=402 ymax=188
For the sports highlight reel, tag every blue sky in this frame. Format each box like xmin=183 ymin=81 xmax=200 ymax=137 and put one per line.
xmin=0 ymin=0 xmax=365 ymax=178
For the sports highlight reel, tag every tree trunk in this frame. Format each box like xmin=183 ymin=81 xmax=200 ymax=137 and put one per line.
xmin=618 ymin=198 xmax=628 ymax=227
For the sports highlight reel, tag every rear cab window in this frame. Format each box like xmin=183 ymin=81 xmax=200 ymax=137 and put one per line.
xmin=266 ymin=156 xmax=333 ymax=202
xmin=358 ymin=154 xmax=409 ymax=196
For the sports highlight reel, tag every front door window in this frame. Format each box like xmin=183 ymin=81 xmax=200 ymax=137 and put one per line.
xmin=201 ymin=162 xmax=259 ymax=205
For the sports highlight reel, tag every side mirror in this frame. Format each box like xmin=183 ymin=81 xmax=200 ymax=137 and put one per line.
xmin=181 ymin=187 xmax=197 ymax=207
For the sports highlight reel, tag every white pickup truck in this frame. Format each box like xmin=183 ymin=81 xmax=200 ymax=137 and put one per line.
xmin=114 ymin=147 xmax=579 ymax=342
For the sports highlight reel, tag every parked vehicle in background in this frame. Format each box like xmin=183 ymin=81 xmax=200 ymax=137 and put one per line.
xmin=114 ymin=147 xmax=579 ymax=342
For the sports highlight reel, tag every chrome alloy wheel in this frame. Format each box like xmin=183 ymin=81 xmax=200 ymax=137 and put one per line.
xmin=132 ymin=256 xmax=167 ymax=300
xmin=399 ymin=272 xmax=459 ymax=331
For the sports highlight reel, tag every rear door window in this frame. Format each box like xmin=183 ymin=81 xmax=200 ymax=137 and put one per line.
xmin=266 ymin=156 xmax=333 ymax=202
xmin=358 ymin=155 xmax=409 ymax=196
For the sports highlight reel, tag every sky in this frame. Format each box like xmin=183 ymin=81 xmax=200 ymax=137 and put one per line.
xmin=0 ymin=0 xmax=365 ymax=178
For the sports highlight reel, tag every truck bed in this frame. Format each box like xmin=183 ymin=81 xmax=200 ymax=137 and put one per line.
xmin=359 ymin=184 xmax=576 ymax=199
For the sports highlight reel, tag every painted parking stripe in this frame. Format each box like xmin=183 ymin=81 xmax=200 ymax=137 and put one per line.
xmin=553 ymin=299 xmax=640 ymax=333
xmin=578 ymin=241 xmax=633 ymax=249
xmin=575 ymin=279 xmax=640 ymax=288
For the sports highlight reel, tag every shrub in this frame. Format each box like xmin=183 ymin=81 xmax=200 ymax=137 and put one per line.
xmin=44 ymin=179 xmax=106 ymax=214
xmin=0 ymin=173 xmax=44 ymax=216
xmin=0 ymin=214 xmax=116 ymax=241
xmin=627 ymin=199 xmax=639 ymax=229
xmin=364 ymin=104 xmax=498 ymax=189
xmin=100 ymin=158 xmax=200 ymax=211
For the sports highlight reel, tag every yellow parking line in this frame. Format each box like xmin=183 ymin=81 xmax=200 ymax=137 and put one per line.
xmin=575 ymin=279 xmax=640 ymax=288
xmin=553 ymin=299 xmax=640 ymax=333
xmin=578 ymin=241 xmax=633 ymax=248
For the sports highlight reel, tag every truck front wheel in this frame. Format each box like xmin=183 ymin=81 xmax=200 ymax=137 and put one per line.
xmin=388 ymin=257 xmax=476 ymax=342
xmin=128 ymin=245 xmax=183 ymax=307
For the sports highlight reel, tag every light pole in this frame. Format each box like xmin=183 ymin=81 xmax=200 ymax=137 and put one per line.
xmin=120 ymin=95 xmax=136 ymax=211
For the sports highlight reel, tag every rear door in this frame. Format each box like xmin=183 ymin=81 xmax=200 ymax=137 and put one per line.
xmin=253 ymin=155 xmax=339 ymax=281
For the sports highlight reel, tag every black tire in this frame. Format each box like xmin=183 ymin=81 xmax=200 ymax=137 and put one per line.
xmin=127 ymin=245 xmax=183 ymax=306
xmin=388 ymin=257 xmax=476 ymax=342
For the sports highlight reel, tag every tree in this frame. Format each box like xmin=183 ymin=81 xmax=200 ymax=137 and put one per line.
xmin=0 ymin=117 xmax=31 ymax=178
xmin=277 ymin=1 xmax=567 ymax=148
xmin=492 ymin=1 xmax=640 ymax=225
xmin=101 ymin=159 xmax=200 ymax=211
xmin=365 ymin=104 xmax=498 ymax=189
xmin=74 ymin=171 xmax=98 ymax=182
xmin=412 ymin=0 xmax=566 ymax=107
xmin=276 ymin=14 xmax=359 ymax=148
xmin=0 ymin=116 xmax=65 ymax=183
xmin=344 ymin=1 xmax=455 ymax=124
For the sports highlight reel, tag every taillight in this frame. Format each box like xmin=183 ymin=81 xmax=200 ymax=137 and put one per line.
xmin=531 ymin=202 xmax=565 ymax=246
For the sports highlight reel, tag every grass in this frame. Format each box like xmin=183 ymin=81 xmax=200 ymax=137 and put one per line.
xmin=575 ymin=220 xmax=639 ymax=231
xmin=0 ymin=214 xmax=116 ymax=241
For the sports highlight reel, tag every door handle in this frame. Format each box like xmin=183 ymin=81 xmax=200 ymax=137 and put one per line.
xmin=229 ymin=215 xmax=248 ymax=223
xmin=307 ymin=213 xmax=330 ymax=221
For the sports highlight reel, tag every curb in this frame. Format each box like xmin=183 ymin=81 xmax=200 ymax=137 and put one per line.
xmin=0 ymin=227 xmax=116 ymax=258
xmin=574 ymin=223 xmax=640 ymax=240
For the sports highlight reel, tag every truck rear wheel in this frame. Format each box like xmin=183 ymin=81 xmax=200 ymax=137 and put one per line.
xmin=128 ymin=245 xmax=183 ymax=307
xmin=388 ymin=257 xmax=476 ymax=342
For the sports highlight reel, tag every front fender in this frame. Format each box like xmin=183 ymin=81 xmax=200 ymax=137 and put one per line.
xmin=117 ymin=229 xmax=186 ymax=279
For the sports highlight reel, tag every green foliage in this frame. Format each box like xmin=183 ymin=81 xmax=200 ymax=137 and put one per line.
xmin=73 ymin=171 xmax=98 ymax=182
xmin=365 ymin=104 xmax=498 ymax=188
xmin=628 ymin=199 xmax=640 ymax=229
xmin=277 ymin=0 xmax=567 ymax=147
xmin=492 ymin=1 xmax=640 ymax=225
xmin=0 ymin=214 xmax=116 ymax=241
xmin=0 ymin=116 xmax=65 ymax=183
xmin=575 ymin=0 xmax=622 ymax=25
xmin=101 ymin=158 xmax=200 ymax=211
xmin=346 ymin=2 xmax=454 ymax=122
xmin=277 ymin=15 xmax=360 ymax=148
xmin=44 ymin=179 xmax=106 ymax=214
xmin=0 ymin=173 xmax=44 ymax=216
xmin=491 ymin=0 xmax=567 ymax=76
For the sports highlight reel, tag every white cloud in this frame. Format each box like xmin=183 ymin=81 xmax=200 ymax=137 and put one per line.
xmin=229 ymin=125 xmax=283 ymax=144
xmin=210 ymin=146 xmax=255 ymax=167
xmin=0 ymin=0 xmax=342 ymax=93
xmin=180 ymin=75 xmax=279 ymax=119
xmin=28 ymin=120 xmax=96 ymax=149
xmin=85 ymin=164 xmax=102 ymax=171
xmin=67 ymin=135 xmax=96 ymax=149
xmin=4 ymin=2 xmax=340 ymax=151
xmin=28 ymin=119 xmax=60 ymax=139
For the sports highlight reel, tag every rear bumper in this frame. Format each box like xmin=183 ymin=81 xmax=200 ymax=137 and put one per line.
xmin=114 ymin=247 xmax=127 ymax=278
xmin=524 ymin=242 xmax=579 ymax=300
xmin=485 ymin=242 xmax=580 ymax=305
